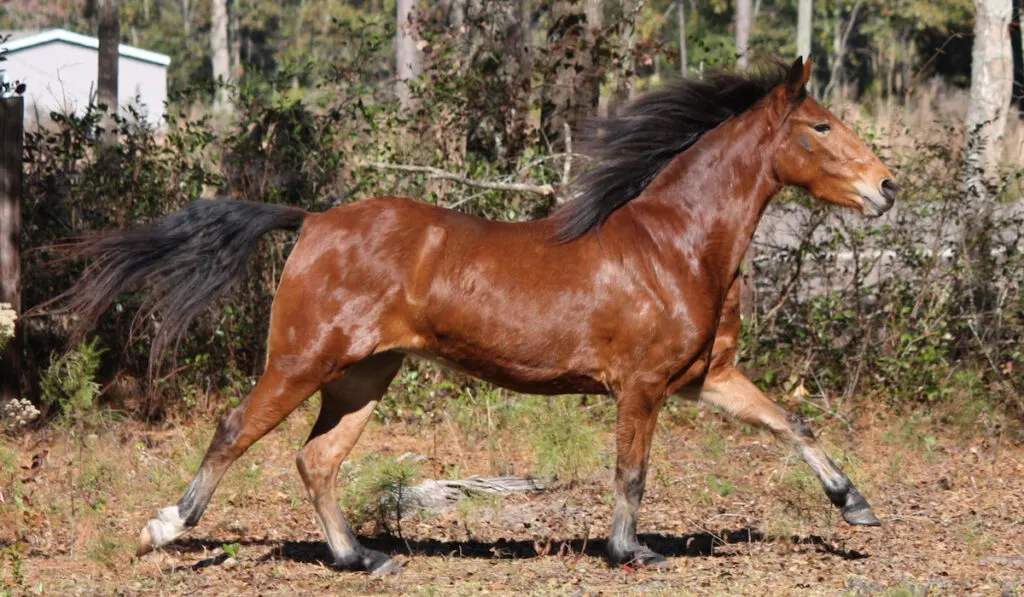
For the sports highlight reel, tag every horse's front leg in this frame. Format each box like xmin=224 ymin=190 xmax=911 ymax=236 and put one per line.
xmin=607 ymin=381 xmax=671 ymax=568
xmin=698 ymin=364 xmax=881 ymax=526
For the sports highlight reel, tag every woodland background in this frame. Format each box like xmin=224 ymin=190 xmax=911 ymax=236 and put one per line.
xmin=0 ymin=0 xmax=1022 ymax=424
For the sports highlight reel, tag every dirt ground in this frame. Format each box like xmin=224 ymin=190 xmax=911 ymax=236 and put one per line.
xmin=1 ymin=395 xmax=1022 ymax=596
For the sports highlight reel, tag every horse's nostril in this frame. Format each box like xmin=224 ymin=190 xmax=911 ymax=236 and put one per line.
xmin=880 ymin=178 xmax=899 ymax=201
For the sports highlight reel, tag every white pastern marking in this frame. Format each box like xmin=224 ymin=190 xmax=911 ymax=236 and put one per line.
xmin=146 ymin=505 xmax=189 ymax=548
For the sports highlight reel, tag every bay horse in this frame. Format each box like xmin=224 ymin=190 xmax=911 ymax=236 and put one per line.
xmin=59 ymin=57 xmax=896 ymax=573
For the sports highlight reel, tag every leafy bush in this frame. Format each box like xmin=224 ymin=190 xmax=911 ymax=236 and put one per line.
xmin=22 ymin=104 xmax=220 ymax=413
xmin=40 ymin=338 xmax=105 ymax=422
xmin=0 ymin=399 xmax=40 ymax=432
xmin=743 ymin=122 xmax=1023 ymax=415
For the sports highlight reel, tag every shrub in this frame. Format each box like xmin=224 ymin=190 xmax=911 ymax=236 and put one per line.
xmin=40 ymin=338 xmax=105 ymax=422
xmin=340 ymin=455 xmax=420 ymax=534
xmin=0 ymin=399 xmax=40 ymax=432
xmin=743 ymin=122 xmax=1023 ymax=415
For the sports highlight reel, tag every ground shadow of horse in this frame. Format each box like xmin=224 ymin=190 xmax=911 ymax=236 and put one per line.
xmin=170 ymin=528 xmax=867 ymax=569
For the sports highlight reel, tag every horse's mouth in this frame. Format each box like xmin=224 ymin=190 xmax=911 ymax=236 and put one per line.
xmin=858 ymin=195 xmax=891 ymax=217
xmin=854 ymin=181 xmax=895 ymax=217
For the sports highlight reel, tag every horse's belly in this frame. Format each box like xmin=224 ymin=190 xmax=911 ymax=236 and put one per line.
xmin=399 ymin=347 xmax=608 ymax=396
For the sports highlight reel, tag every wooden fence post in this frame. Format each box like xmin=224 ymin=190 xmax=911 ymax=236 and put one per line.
xmin=0 ymin=96 xmax=24 ymax=402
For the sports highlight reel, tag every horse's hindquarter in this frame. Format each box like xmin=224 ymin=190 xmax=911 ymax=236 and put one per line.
xmin=265 ymin=197 xmax=429 ymax=376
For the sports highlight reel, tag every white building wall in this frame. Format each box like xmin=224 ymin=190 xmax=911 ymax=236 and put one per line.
xmin=3 ymin=39 xmax=168 ymax=127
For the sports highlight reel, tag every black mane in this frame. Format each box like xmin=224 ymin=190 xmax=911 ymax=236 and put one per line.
xmin=553 ymin=62 xmax=792 ymax=241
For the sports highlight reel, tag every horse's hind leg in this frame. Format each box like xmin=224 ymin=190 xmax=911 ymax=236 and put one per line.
xmin=699 ymin=364 xmax=881 ymax=526
xmin=296 ymin=352 xmax=404 ymax=574
xmin=137 ymin=363 xmax=321 ymax=556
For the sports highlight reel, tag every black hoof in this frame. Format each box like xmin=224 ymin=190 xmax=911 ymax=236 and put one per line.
xmin=841 ymin=488 xmax=882 ymax=526
xmin=608 ymin=545 xmax=669 ymax=569
xmin=336 ymin=548 xmax=401 ymax=575
xmin=842 ymin=503 xmax=882 ymax=526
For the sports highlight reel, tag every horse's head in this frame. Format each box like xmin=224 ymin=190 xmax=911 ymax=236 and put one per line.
xmin=769 ymin=57 xmax=897 ymax=217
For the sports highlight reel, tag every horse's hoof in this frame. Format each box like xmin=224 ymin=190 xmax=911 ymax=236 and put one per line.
xmin=841 ymin=488 xmax=882 ymax=526
xmin=137 ymin=525 xmax=155 ymax=557
xmin=136 ymin=506 xmax=189 ymax=557
xmin=369 ymin=554 xmax=402 ymax=576
xmin=336 ymin=548 xmax=401 ymax=575
xmin=609 ymin=545 xmax=669 ymax=569
xmin=843 ymin=503 xmax=882 ymax=526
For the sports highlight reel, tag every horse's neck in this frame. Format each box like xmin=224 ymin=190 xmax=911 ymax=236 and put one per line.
xmin=621 ymin=107 xmax=781 ymax=284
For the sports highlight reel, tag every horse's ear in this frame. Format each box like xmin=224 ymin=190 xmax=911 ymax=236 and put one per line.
xmin=785 ymin=56 xmax=811 ymax=102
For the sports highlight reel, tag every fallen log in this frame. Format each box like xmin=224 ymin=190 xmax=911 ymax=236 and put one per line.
xmin=390 ymin=476 xmax=546 ymax=513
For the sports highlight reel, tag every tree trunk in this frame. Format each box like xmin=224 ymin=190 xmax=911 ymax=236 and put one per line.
xmin=180 ymin=0 xmax=192 ymax=37
xmin=396 ymin=0 xmax=423 ymax=112
xmin=519 ymin=0 xmax=533 ymax=72
xmin=540 ymin=0 xmax=602 ymax=152
xmin=541 ymin=0 xmax=579 ymax=148
xmin=211 ymin=0 xmax=231 ymax=114
xmin=1009 ymin=0 xmax=1023 ymax=115
xmin=735 ymin=0 xmax=752 ymax=67
xmin=886 ymin=46 xmax=896 ymax=99
xmin=962 ymin=0 xmax=1013 ymax=310
xmin=613 ymin=0 xmax=639 ymax=107
xmin=447 ymin=0 xmax=466 ymax=29
xmin=514 ymin=0 xmax=534 ymax=138
xmin=830 ymin=5 xmax=842 ymax=99
xmin=964 ymin=0 xmax=1013 ymax=200
xmin=678 ymin=0 xmax=687 ymax=76
xmin=797 ymin=0 xmax=812 ymax=60
xmin=1019 ymin=0 xmax=1024 ymax=114
xmin=0 ymin=98 xmax=23 ymax=404
xmin=581 ymin=0 xmax=603 ymax=111
xmin=97 ymin=0 xmax=119 ymax=142
xmin=734 ymin=0 xmax=754 ymax=317
xmin=822 ymin=1 xmax=862 ymax=103
xmin=229 ymin=0 xmax=242 ymax=79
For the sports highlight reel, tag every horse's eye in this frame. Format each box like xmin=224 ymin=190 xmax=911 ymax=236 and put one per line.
xmin=813 ymin=123 xmax=832 ymax=134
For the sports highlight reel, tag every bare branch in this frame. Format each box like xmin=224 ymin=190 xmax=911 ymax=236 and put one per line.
xmin=360 ymin=161 xmax=555 ymax=196
xmin=822 ymin=0 xmax=864 ymax=102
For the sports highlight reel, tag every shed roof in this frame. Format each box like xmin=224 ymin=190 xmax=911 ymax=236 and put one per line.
xmin=1 ymin=28 xmax=171 ymax=67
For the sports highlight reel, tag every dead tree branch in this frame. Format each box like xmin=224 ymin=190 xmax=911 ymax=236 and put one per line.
xmin=360 ymin=161 xmax=555 ymax=196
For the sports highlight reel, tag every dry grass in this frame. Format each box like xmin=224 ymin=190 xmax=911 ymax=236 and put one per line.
xmin=0 ymin=394 xmax=1022 ymax=596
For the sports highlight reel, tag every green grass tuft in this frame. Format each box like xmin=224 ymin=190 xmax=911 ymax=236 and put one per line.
xmin=527 ymin=396 xmax=605 ymax=485
xmin=340 ymin=455 xmax=421 ymax=533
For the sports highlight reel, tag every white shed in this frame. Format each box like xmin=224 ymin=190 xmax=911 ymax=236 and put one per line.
xmin=0 ymin=28 xmax=170 ymax=127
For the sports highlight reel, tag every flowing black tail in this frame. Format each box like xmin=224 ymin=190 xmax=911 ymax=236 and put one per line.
xmin=54 ymin=199 xmax=307 ymax=372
